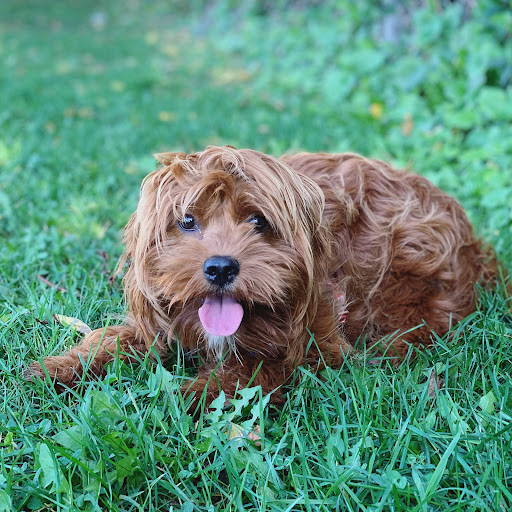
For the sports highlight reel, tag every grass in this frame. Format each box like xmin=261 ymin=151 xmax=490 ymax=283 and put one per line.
xmin=1 ymin=0 xmax=511 ymax=510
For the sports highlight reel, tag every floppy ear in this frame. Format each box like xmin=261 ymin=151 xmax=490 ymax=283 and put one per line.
xmin=117 ymin=154 xmax=181 ymax=275
xmin=115 ymin=166 xmax=172 ymax=346
xmin=117 ymin=208 xmax=166 ymax=348
xmin=114 ymin=210 xmax=139 ymax=289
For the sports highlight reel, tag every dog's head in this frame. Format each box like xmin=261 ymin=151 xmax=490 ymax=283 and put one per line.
xmin=121 ymin=146 xmax=332 ymax=360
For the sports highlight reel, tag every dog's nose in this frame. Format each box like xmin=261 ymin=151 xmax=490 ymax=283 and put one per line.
xmin=203 ymin=256 xmax=240 ymax=288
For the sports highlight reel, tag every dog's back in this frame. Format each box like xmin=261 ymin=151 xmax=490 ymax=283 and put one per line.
xmin=282 ymin=152 xmax=499 ymax=356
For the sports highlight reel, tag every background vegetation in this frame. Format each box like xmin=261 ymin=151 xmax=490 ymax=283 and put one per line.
xmin=0 ymin=1 xmax=511 ymax=510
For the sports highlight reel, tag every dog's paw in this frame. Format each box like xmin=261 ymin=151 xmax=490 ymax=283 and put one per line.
xmin=181 ymin=378 xmax=230 ymax=414
xmin=24 ymin=356 xmax=81 ymax=390
xmin=23 ymin=361 xmax=46 ymax=382
xmin=23 ymin=359 xmax=66 ymax=393
xmin=25 ymin=357 xmax=60 ymax=380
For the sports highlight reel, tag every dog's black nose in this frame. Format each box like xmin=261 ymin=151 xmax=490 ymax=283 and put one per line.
xmin=203 ymin=256 xmax=240 ymax=288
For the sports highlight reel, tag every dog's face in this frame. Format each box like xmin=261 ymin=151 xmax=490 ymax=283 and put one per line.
xmin=122 ymin=146 xmax=332 ymax=359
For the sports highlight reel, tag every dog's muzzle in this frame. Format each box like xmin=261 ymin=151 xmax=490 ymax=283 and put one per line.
xmin=203 ymin=255 xmax=240 ymax=288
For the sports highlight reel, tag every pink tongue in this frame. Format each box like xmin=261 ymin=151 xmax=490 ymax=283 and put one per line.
xmin=198 ymin=296 xmax=244 ymax=336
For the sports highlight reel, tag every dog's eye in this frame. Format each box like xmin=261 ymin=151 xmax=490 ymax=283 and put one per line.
xmin=248 ymin=214 xmax=269 ymax=233
xmin=178 ymin=213 xmax=199 ymax=232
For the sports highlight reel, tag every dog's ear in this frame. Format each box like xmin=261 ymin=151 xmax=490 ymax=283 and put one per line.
xmin=122 ymin=150 xmax=196 ymax=265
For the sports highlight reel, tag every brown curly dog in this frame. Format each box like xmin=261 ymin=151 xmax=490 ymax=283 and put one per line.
xmin=29 ymin=146 xmax=499 ymax=405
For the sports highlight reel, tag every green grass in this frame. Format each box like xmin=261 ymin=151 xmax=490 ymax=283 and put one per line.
xmin=1 ymin=1 xmax=511 ymax=510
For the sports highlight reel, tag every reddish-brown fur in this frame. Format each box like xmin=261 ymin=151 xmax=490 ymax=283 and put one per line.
xmin=28 ymin=146 xmax=499 ymax=405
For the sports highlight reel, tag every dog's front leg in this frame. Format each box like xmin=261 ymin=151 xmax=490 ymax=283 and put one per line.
xmin=27 ymin=325 xmax=148 ymax=389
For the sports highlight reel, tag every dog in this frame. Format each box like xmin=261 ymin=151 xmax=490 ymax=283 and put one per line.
xmin=28 ymin=145 xmax=499 ymax=405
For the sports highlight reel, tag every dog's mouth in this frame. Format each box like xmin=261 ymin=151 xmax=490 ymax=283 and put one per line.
xmin=198 ymin=295 xmax=244 ymax=336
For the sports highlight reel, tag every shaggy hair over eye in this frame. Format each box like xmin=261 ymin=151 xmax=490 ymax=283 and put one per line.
xmin=28 ymin=145 xmax=504 ymax=406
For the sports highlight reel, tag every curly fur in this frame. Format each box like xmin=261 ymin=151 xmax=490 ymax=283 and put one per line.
xmin=29 ymin=146 xmax=500 ymax=405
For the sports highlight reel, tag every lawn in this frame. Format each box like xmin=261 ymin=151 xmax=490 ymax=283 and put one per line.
xmin=1 ymin=1 xmax=511 ymax=510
